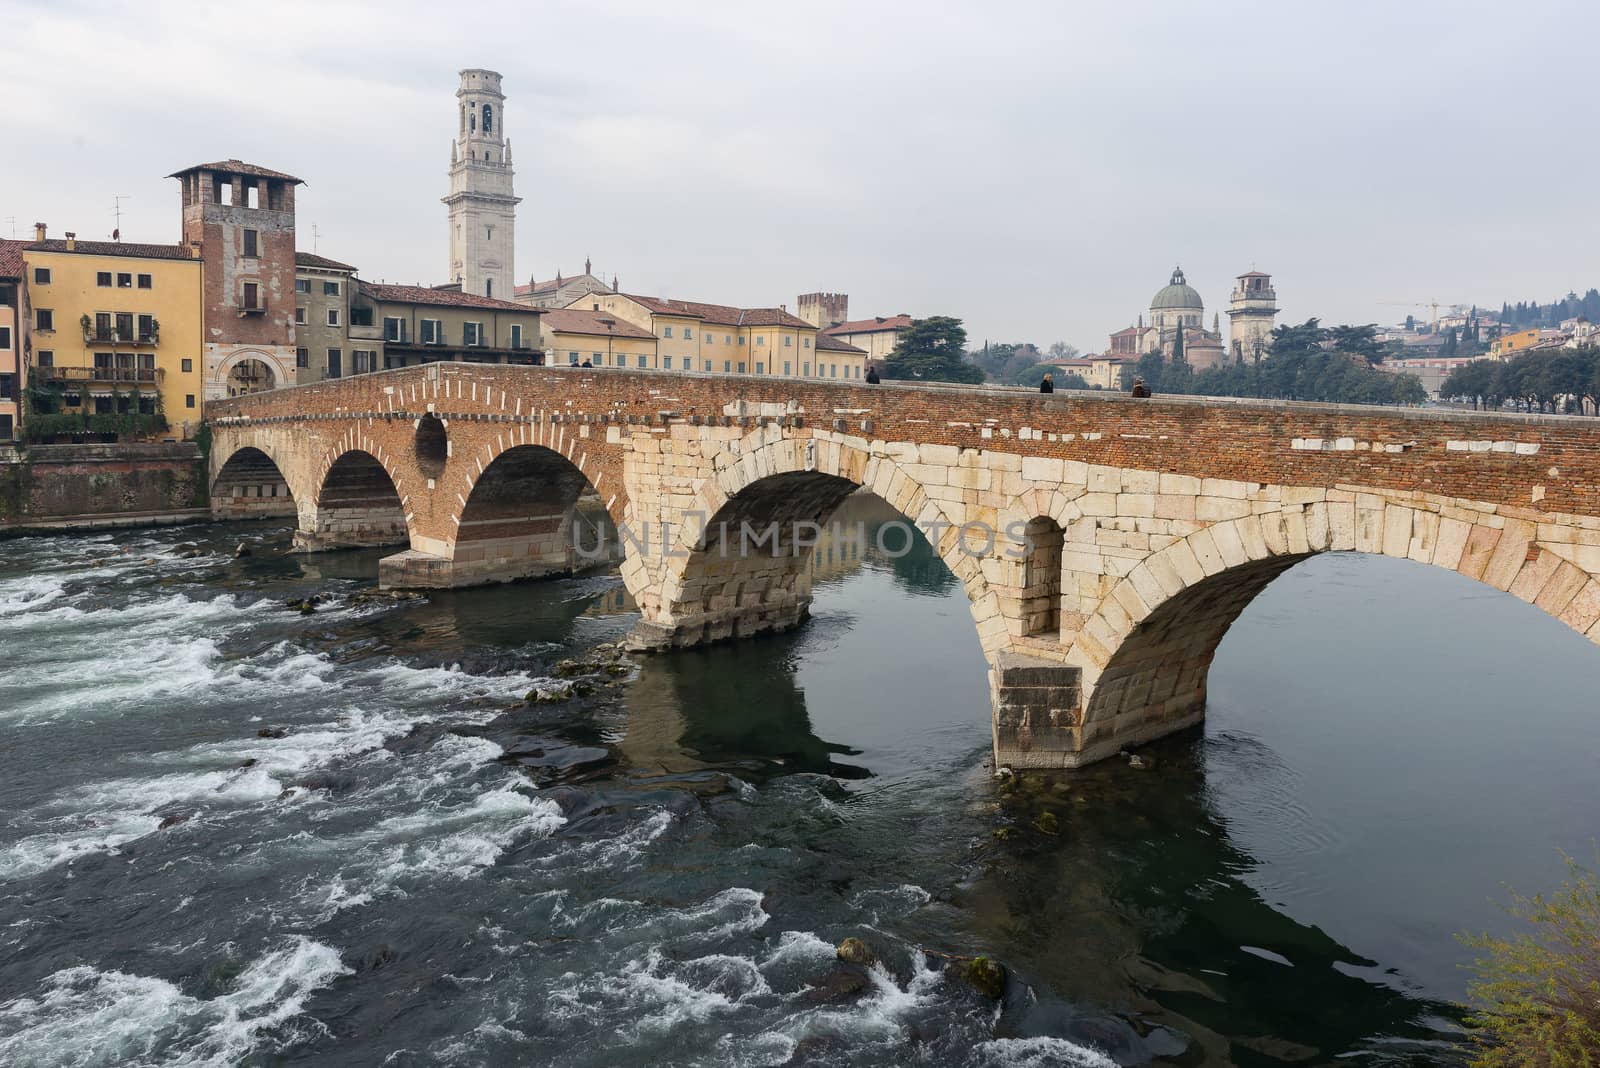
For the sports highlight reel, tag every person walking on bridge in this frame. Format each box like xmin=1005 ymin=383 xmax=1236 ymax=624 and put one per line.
xmin=1039 ymin=373 xmax=1054 ymax=394
xmin=865 ymin=364 xmax=881 ymax=384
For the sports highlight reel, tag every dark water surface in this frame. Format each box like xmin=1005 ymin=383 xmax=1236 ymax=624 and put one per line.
xmin=1 ymin=496 xmax=1597 ymax=1066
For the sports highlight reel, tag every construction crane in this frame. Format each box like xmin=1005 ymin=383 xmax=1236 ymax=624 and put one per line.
xmin=1379 ymin=300 xmax=1445 ymax=333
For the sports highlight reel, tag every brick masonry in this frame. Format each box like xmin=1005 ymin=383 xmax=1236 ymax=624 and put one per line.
xmin=208 ymin=364 xmax=1600 ymax=768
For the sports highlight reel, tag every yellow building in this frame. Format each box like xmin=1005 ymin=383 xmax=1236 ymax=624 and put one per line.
xmin=537 ymin=307 xmax=656 ymax=367
xmin=22 ymin=232 xmax=205 ymax=440
xmin=571 ymin=292 xmax=866 ymax=379
xmin=1490 ymin=328 xmax=1540 ymax=359
xmin=820 ymin=313 xmax=911 ymax=362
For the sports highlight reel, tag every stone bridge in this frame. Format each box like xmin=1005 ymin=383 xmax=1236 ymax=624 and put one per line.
xmin=206 ymin=363 xmax=1600 ymax=768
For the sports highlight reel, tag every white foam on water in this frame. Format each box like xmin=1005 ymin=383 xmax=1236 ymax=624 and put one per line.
xmin=526 ymin=807 xmax=674 ymax=876
xmin=974 ymin=1036 xmax=1119 ymax=1068
xmin=0 ymin=574 xmax=67 ymax=616
xmin=0 ymin=936 xmax=349 ymax=1068
xmin=849 ymin=883 xmax=933 ymax=923
xmin=758 ymin=930 xmax=836 ymax=972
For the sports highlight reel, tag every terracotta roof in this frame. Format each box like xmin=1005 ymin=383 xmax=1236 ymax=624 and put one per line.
xmin=620 ymin=294 xmax=812 ymax=329
xmin=1089 ymin=353 xmax=1128 ymax=362
xmin=1109 ymin=326 xmax=1140 ymax=338
xmin=27 ymin=239 xmax=194 ymax=261
xmin=1047 ymin=357 xmax=1095 ymax=368
xmin=539 ymin=308 xmax=654 ymax=340
xmin=823 ymin=314 xmax=914 ymax=336
xmin=0 ymin=239 xmax=26 ymax=278
xmin=815 ymin=332 xmax=865 ymax=353
xmin=168 ymin=159 xmax=303 ymax=183
xmin=359 ymin=281 xmax=537 ymax=312
xmin=296 ymin=251 xmax=356 ymax=272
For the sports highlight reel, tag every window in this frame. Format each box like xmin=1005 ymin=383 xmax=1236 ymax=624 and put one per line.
xmin=485 ymin=279 xmax=493 ymax=298
xmin=804 ymin=338 xmax=811 ymax=349
xmin=245 ymin=184 xmax=259 ymax=209
xmin=684 ymin=328 xmax=694 ymax=341
xmin=755 ymin=362 xmax=764 ymax=374
xmin=704 ymin=360 xmax=712 ymax=371
xmin=830 ymin=364 xmax=837 ymax=378
xmin=96 ymin=271 xmax=112 ymax=287
xmin=737 ymin=361 xmax=746 ymax=373
xmin=510 ymin=323 xmax=524 ymax=349
xmin=115 ymin=312 xmax=133 ymax=340
xmin=663 ymin=356 xmax=673 ymax=370
xmin=420 ymin=319 xmax=441 ymax=344
xmin=384 ymin=317 xmax=406 ymax=342
xmin=351 ymin=306 xmax=373 ymax=327
xmin=783 ymin=362 xmax=790 ymax=375
xmin=724 ymin=335 xmax=731 ymax=344
xmin=242 ymin=282 xmax=260 ymax=310
xmin=756 ymin=335 xmax=766 ymax=346
xmin=136 ymin=314 xmax=155 ymax=341
xmin=327 ymin=349 xmax=342 ymax=378
xmin=32 ymin=267 xmax=50 ymax=285
xmin=703 ymin=333 xmax=712 ymax=346
xmin=296 ymin=348 xmax=309 ymax=368
xmin=186 ymin=395 xmax=196 ymax=409
xmin=326 ymin=309 xmax=340 ymax=327
xmin=738 ymin=335 xmax=746 ymax=346
xmin=117 ymin=272 xmax=132 ymax=288
xmin=569 ymin=351 xmax=579 ymax=365
xmin=35 ymin=309 xmax=53 ymax=331
xmin=137 ymin=273 xmax=152 ymax=289
xmin=295 ymin=307 xmax=307 ymax=325
xmin=662 ymin=326 xmax=673 ymax=338
xmin=323 ymin=281 xmax=339 ymax=296
xmin=483 ymin=103 xmax=493 ymax=133
xmin=181 ymin=358 xmax=193 ymax=373
xmin=784 ymin=335 xmax=792 ymax=347
xmin=802 ymin=363 xmax=809 ymax=376
xmin=216 ymin=180 xmax=232 ymax=206
xmin=0 ymin=326 xmax=8 ymax=349
xmin=353 ymin=350 xmax=375 ymax=374
xmin=242 ymin=229 xmax=259 ymax=257
xmin=295 ymin=279 xmax=310 ymax=294
xmin=37 ymin=351 xmax=52 ymax=367
xmin=636 ymin=355 xmax=647 ymax=369
xmin=463 ymin=322 xmax=484 ymax=346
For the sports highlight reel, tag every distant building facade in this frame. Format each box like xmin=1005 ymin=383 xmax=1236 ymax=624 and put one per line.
xmin=514 ymin=259 xmax=614 ymax=309
xmin=353 ymin=283 xmax=542 ymax=370
xmin=0 ymin=240 xmax=24 ymax=440
xmin=539 ymin=307 xmax=655 ymax=368
xmin=294 ymin=252 xmax=358 ymax=383
xmin=1227 ymin=271 xmax=1278 ymax=362
xmin=821 ymin=313 xmax=913 ymax=362
xmin=444 ymin=69 xmax=519 ymax=300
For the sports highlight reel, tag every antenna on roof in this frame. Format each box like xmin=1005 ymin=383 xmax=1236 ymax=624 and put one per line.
xmin=312 ymin=223 xmax=321 ymax=253
xmin=111 ymin=194 xmax=130 ymax=239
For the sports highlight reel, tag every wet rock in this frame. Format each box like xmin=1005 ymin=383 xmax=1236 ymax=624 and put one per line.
xmin=358 ymin=944 xmax=400 ymax=973
xmin=802 ymin=963 xmax=872 ymax=1004
xmin=234 ymin=542 xmax=252 ymax=559
xmin=299 ymin=600 xmax=317 ymax=616
xmin=1120 ymin=748 xmax=1156 ymax=770
xmin=957 ymin=956 xmax=1006 ymax=1000
xmin=1031 ymin=810 xmax=1059 ymax=835
xmin=157 ymin=813 xmax=191 ymax=830
xmin=173 ymin=543 xmax=205 ymax=559
xmin=297 ymin=771 xmax=359 ymax=795
xmin=602 ymin=663 xmax=630 ymax=677
xmin=256 ymin=727 xmax=288 ymax=739
xmin=525 ymin=685 xmax=572 ymax=704
xmin=836 ymin=937 xmax=875 ymax=966
xmin=992 ymin=826 xmax=1016 ymax=841
xmin=782 ymin=1035 xmax=848 ymax=1065
xmin=236 ymin=758 xmax=258 ymax=769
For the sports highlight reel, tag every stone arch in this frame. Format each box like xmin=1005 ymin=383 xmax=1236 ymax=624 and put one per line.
xmin=640 ymin=432 xmax=1004 ymax=652
xmin=211 ymin=443 xmax=297 ymax=520
xmin=444 ymin=443 xmax=607 ymax=586
xmin=1069 ymin=497 xmax=1600 ymax=762
xmin=295 ymin=448 xmax=410 ymax=552
xmin=217 ymin=349 xmax=288 ymax=397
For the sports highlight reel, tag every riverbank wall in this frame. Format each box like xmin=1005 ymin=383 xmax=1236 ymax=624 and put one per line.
xmin=0 ymin=443 xmax=210 ymax=535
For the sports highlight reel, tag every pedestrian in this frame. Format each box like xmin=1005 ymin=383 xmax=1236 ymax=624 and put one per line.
xmin=1130 ymin=376 xmax=1150 ymax=398
xmin=580 ymin=358 xmax=593 ymax=368
xmin=1039 ymin=373 xmax=1054 ymax=394
xmin=865 ymin=364 xmax=881 ymax=384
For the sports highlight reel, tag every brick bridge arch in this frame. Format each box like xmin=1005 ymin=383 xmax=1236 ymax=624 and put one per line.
xmin=207 ymin=363 xmax=1600 ymax=769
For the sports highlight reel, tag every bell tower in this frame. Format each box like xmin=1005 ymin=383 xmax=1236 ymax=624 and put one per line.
xmin=444 ymin=69 xmax=520 ymax=298
xmin=1227 ymin=271 xmax=1279 ymax=364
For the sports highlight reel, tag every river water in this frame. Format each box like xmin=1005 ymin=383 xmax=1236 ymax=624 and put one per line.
xmin=1 ymin=495 xmax=1597 ymax=1066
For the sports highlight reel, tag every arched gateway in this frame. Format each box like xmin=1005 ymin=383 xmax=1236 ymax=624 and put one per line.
xmin=208 ymin=364 xmax=1600 ymax=768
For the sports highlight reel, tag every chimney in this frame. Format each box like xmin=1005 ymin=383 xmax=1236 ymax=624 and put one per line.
xmin=33 ymin=222 xmax=45 ymax=241
xmin=64 ymin=232 xmax=76 ymax=250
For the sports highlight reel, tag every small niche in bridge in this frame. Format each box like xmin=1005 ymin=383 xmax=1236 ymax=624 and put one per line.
xmin=415 ymin=414 xmax=448 ymax=478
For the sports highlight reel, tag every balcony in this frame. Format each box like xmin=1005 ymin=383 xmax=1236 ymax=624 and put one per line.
xmin=39 ymin=365 xmax=164 ymax=386
xmin=83 ymin=328 xmax=159 ymax=347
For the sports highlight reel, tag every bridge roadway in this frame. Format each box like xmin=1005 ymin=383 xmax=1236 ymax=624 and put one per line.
xmin=206 ymin=363 xmax=1600 ymax=768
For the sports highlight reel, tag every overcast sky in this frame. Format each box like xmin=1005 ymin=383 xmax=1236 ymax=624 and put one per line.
xmin=4 ymin=0 xmax=1596 ymax=349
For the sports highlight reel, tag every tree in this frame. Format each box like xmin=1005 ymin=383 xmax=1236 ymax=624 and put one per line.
xmin=1327 ymin=323 xmax=1388 ymax=365
xmin=1459 ymin=855 xmax=1600 ymax=1066
xmin=884 ymin=316 xmax=983 ymax=384
xmin=1046 ymin=341 xmax=1079 ymax=361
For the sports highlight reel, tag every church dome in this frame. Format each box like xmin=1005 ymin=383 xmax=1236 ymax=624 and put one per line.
xmin=1150 ymin=267 xmax=1204 ymax=312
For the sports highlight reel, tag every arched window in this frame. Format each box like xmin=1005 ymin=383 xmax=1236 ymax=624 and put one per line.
xmin=483 ymin=104 xmax=494 ymax=134
xmin=470 ymin=111 xmax=477 ymax=132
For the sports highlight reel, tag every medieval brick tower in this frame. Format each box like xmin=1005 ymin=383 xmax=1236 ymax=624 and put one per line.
xmin=444 ymin=69 xmax=519 ymax=300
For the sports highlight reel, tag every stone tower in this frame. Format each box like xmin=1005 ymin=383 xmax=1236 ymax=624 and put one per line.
xmin=1227 ymin=271 xmax=1278 ymax=363
xmin=170 ymin=159 xmax=302 ymax=399
xmin=797 ymin=292 xmax=849 ymax=329
xmin=444 ymin=69 xmax=520 ymax=299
